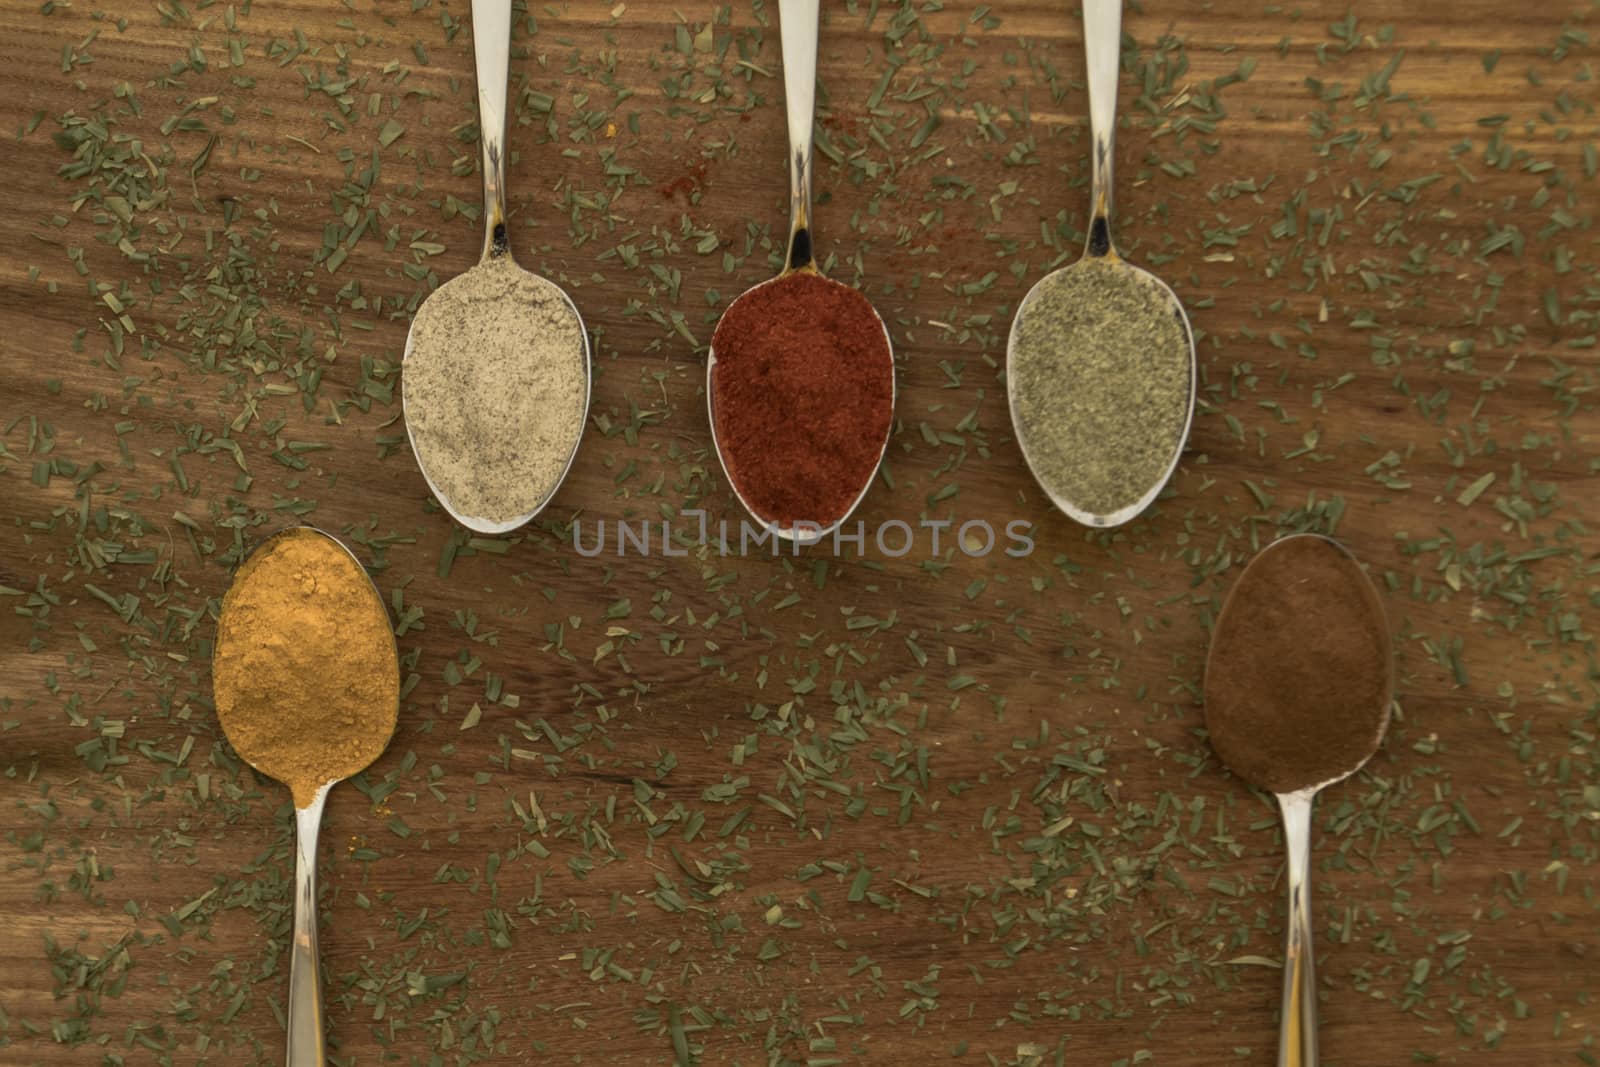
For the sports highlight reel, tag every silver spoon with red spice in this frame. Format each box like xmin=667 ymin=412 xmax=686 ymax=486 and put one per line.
xmin=705 ymin=0 xmax=895 ymax=545
xmin=1204 ymin=534 xmax=1394 ymax=1067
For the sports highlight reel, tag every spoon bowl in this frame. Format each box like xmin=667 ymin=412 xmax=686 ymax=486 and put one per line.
xmin=705 ymin=0 xmax=894 ymax=544
xmin=213 ymin=525 xmax=400 ymax=1067
xmin=707 ymin=271 xmax=895 ymax=545
xmin=401 ymin=0 xmax=591 ymax=535
xmin=1005 ymin=0 xmax=1196 ymax=527
xmin=1008 ymin=252 xmax=1195 ymax=527
xmin=402 ymin=257 xmax=591 ymax=536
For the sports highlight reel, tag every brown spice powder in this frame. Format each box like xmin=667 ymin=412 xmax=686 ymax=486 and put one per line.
xmin=1203 ymin=535 xmax=1393 ymax=794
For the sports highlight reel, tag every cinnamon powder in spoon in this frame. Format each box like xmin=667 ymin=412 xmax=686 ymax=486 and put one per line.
xmin=1203 ymin=535 xmax=1393 ymax=794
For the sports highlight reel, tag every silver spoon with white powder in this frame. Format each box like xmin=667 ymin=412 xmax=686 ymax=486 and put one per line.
xmin=401 ymin=0 xmax=590 ymax=535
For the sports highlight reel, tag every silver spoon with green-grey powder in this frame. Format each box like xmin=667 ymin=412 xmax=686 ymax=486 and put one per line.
xmin=1006 ymin=0 xmax=1195 ymax=528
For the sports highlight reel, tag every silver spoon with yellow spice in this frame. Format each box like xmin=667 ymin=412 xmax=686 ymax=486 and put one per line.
xmin=401 ymin=0 xmax=591 ymax=535
xmin=1006 ymin=0 xmax=1196 ymax=527
xmin=212 ymin=526 xmax=399 ymax=1067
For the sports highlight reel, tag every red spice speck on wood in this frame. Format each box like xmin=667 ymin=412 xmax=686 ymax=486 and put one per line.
xmin=710 ymin=272 xmax=894 ymax=527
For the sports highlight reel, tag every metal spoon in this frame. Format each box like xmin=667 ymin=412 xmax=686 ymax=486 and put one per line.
xmin=705 ymin=0 xmax=895 ymax=545
xmin=401 ymin=0 xmax=591 ymax=535
xmin=1005 ymin=0 xmax=1196 ymax=527
xmin=213 ymin=527 xmax=400 ymax=1067
xmin=1204 ymin=534 xmax=1395 ymax=1067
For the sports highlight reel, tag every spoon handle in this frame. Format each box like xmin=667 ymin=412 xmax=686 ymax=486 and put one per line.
xmin=778 ymin=0 xmax=819 ymax=272
xmin=287 ymin=787 xmax=330 ymax=1067
xmin=472 ymin=0 xmax=513 ymax=258
xmin=1081 ymin=0 xmax=1120 ymax=257
xmin=1277 ymin=790 xmax=1319 ymax=1067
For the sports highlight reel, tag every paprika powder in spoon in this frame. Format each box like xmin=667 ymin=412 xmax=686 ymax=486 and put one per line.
xmin=706 ymin=0 xmax=894 ymax=539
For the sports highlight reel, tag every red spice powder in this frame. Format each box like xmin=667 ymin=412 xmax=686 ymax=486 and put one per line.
xmin=710 ymin=271 xmax=894 ymax=527
xmin=657 ymin=158 xmax=708 ymax=201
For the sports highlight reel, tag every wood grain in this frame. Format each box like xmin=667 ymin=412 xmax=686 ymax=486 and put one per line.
xmin=1 ymin=0 xmax=1596 ymax=1064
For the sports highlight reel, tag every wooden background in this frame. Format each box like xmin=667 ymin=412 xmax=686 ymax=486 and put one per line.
xmin=2 ymin=0 xmax=1596 ymax=1064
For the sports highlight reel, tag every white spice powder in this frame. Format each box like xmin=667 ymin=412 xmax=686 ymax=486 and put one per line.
xmin=403 ymin=255 xmax=588 ymax=524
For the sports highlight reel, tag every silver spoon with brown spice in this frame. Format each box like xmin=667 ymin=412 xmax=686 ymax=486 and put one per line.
xmin=1005 ymin=0 xmax=1195 ymax=527
xmin=401 ymin=0 xmax=591 ymax=535
xmin=1204 ymin=534 xmax=1394 ymax=1067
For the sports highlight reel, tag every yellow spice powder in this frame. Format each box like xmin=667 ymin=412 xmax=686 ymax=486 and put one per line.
xmin=212 ymin=528 xmax=399 ymax=808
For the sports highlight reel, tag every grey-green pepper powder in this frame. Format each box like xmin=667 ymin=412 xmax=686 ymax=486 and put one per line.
xmin=1008 ymin=257 xmax=1192 ymax=520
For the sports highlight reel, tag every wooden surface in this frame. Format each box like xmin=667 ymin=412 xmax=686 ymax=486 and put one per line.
xmin=2 ymin=1 xmax=1597 ymax=1065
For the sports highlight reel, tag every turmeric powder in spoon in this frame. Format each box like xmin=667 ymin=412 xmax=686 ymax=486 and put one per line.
xmin=212 ymin=526 xmax=398 ymax=808
xmin=212 ymin=525 xmax=399 ymax=1066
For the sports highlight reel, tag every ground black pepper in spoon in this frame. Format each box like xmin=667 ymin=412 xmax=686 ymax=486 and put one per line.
xmin=400 ymin=0 xmax=591 ymax=535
